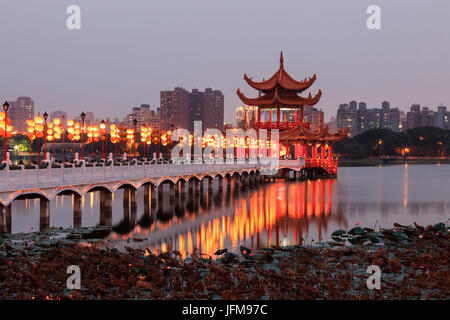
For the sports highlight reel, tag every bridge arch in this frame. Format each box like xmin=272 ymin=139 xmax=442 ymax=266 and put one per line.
xmin=55 ymin=187 xmax=83 ymax=198
xmin=86 ymin=185 xmax=113 ymax=194
xmin=11 ymin=190 xmax=51 ymax=203
xmin=116 ymin=182 xmax=138 ymax=191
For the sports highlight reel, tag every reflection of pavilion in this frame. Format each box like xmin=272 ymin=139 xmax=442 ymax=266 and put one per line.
xmin=110 ymin=178 xmax=347 ymax=258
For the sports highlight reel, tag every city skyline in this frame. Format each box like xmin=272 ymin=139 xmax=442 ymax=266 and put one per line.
xmin=2 ymin=1 xmax=450 ymax=123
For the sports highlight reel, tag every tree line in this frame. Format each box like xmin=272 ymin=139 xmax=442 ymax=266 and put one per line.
xmin=333 ymin=127 xmax=450 ymax=158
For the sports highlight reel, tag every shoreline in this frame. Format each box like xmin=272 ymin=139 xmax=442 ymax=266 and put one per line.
xmin=338 ymin=158 xmax=450 ymax=167
xmin=0 ymin=222 xmax=448 ymax=300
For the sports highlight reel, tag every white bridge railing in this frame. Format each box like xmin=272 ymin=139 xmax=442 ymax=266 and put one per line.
xmin=0 ymin=160 xmax=287 ymax=193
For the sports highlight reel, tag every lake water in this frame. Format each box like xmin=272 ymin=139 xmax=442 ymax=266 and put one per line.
xmin=2 ymin=164 xmax=449 ymax=257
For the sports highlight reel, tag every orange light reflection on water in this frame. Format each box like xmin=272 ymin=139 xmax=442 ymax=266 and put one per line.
xmin=119 ymin=179 xmax=343 ymax=258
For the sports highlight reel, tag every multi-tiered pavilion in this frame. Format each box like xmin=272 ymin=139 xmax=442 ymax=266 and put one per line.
xmin=237 ymin=52 xmax=348 ymax=176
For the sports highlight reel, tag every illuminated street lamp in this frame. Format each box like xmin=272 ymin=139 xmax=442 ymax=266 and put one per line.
xmin=80 ymin=112 xmax=85 ymax=160
xmin=133 ymin=118 xmax=137 ymax=159
xmin=2 ymin=102 xmax=10 ymax=162
xmin=100 ymin=120 xmax=106 ymax=159
xmin=110 ymin=124 xmax=120 ymax=158
xmin=140 ymin=125 xmax=152 ymax=159
xmin=43 ymin=112 xmax=48 ymax=161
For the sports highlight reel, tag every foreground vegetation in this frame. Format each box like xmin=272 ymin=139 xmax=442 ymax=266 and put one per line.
xmin=0 ymin=222 xmax=448 ymax=299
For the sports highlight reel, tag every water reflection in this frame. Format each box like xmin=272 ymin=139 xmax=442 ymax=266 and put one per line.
xmin=1 ymin=165 xmax=449 ymax=257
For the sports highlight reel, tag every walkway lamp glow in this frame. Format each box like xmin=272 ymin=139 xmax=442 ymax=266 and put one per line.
xmin=80 ymin=112 xmax=85 ymax=160
xmin=2 ymin=101 xmax=10 ymax=162
xmin=43 ymin=112 xmax=48 ymax=161
xmin=100 ymin=120 xmax=106 ymax=159
xmin=133 ymin=119 xmax=137 ymax=159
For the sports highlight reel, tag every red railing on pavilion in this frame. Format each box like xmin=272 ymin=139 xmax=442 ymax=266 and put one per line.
xmin=305 ymin=158 xmax=338 ymax=175
xmin=255 ymin=122 xmax=310 ymax=130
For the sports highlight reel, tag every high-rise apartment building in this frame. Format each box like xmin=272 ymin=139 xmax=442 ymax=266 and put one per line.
xmin=160 ymin=87 xmax=191 ymax=131
xmin=337 ymin=103 xmax=358 ymax=136
xmin=50 ymin=110 xmax=67 ymax=121
xmin=7 ymin=97 xmax=34 ymax=132
xmin=337 ymin=100 xmax=400 ymax=135
xmin=161 ymin=87 xmax=224 ymax=131
xmin=436 ymin=105 xmax=449 ymax=129
xmin=202 ymin=88 xmax=224 ymax=130
xmin=125 ymin=104 xmax=160 ymax=130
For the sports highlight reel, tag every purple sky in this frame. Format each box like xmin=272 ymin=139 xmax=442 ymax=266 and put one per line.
xmin=1 ymin=0 xmax=450 ymax=123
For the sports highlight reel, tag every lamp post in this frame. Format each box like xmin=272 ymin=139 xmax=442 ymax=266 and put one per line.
xmin=100 ymin=120 xmax=106 ymax=160
xmin=2 ymin=101 xmax=9 ymax=162
xmin=43 ymin=112 xmax=48 ymax=161
xmin=62 ymin=115 xmax=65 ymax=163
xmin=80 ymin=112 xmax=85 ymax=160
xmin=133 ymin=118 xmax=137 ymax=159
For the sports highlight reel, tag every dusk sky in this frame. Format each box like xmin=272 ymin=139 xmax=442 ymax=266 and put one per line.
xmin=1 ymin=0 xmax=449 ymax=123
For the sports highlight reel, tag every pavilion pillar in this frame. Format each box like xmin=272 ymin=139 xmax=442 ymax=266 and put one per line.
xmin=73 ymin=194 xmax=82 ymax=228
xmin=258 ymin=108 xmax=261 ymax=124
xmin=295 ymin=109 xmax=298 ymax=125
xmin=277 ymin=107 xmax=280 ymax=125
xmin=40 ymin=198 xmax=50 ymax=232
xmin=321 ymin=144 xmax=326 ymax=160
xmin=328 ymin=144 xmax=332 ymax=159
xmin=304 ymin=143 xmax=309 ymax=160
xmin=269 ymin=110 xmax=272 ymax=126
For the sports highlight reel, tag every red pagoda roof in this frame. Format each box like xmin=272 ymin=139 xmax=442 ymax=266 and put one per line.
xmin=243 ymin=52 xmax=317 ymax=92
xmin=236 ymin=87 xmax=322 ymax=107
xmin=237 ymin=51 xmax=322 ymax=108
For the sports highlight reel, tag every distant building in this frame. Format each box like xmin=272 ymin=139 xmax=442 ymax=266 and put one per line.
xmin=337 ymin=103 xmax=357 ymax=136
xmin=125 ymin=104 xmax=160 ymax=130
xmin=202 ymin=88 xmax=224 ymax=130
xmin=303 ymin=106 xmax=322 ymax=130
xmin=236 ymin=105 xmax=258 ymax=129
xmin=161 ymin=87 xmax=193 ymax=131
xmin=405 ymin=104 xmax=449 ymax=130
xmin=161 ymin=87 xmax=224 ymax=131
xmin=7 ymin=97 xmax=34 ymax=132
xmin=50 ymin=110 xmax=67 ymax=121
xmin=326 ymin=116 xmax=338 ymax=133
xmin=436 ymin=105 xmax=450 ymax=129
xmin=337 ymin=100 xmax=400 ymax=135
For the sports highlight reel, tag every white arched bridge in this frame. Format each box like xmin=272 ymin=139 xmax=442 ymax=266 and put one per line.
xmin=0 ymin=157 xmax=337 ymax=233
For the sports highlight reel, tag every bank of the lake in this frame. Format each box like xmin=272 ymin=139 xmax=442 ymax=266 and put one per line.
xmin=0 ymin=222 xmax=448 ymax=300
xmin=338 ymin=157 xmax=450 ymax=167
